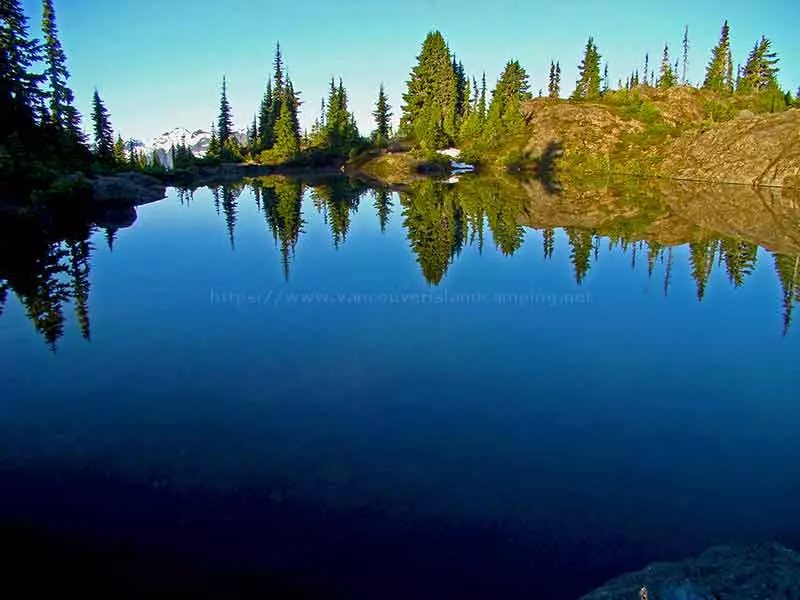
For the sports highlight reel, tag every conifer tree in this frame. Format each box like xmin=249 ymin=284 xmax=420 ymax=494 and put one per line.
xmin=207 ymin=122 xmax=220 ymax=158
xmin=738 ymin=36 xmax=779 ymax=94
xmin=91 ymin=90 xmax=114 ymax=165
xmin=548 ymin=61 xmax=556 ymax=98
xmin=658 ymin=44 xmax=676 ymax=88
xmin=682 ymin=25 xmax=690 ymax=85
xmin=258 ymin=80 xmax=274 ymax=150
xmin=703 ymin=20 xmax=733 ymax=93
xmin=484 ymin=60 xmax=531 ymax=143
xmin=41 ymin=0 xmax=82 ymax=141
xmin=643 ymin=52 xmax=650 ymax=86
xmin=217 ymin=76 xmax=233 ymax=146
xmin=555 ymin=62 xmax=561 ymax=97
xmin=273 ymin=95 xmax=299 ymax=162
xmin=400 ymin=31 xmax=459 ymax=149
xmin=572 ymin=38 xmax=601 ymax=100
xmin=372 ymin=83 xmax=392 ymax=146
xmin=113 ymin=134 xmax=126 ymax=164
xmin=286 ymin=77 xmax=302 ymax=142
xmin=603 ymin=63 xmax=609 ymax=94
xmin=479 ymin=72 xmax=487 ymax=117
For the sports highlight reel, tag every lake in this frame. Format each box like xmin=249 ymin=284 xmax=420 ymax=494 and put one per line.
xmin=1 ymin=174 xmax=799 ymax=598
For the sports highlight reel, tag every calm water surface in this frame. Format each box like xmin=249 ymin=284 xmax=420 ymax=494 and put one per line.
xmin=1 ymin=176 xmax=799 ymax=598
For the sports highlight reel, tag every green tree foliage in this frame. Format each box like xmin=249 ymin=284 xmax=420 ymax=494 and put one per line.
xmin=703 ymin=20 xmax=733 ymax=93
xmin=548 ymin=61 xmax=562 ymax=99
xmin=91 ymin=90 xmax=114 ymax=165
xmin=401 ymin=31 xmax=460 ymax=150
xmin=317 ymin=77 xmax=359 ymax=157
xmin=572 ymin=37 xmax=602 ymax=100
xmin=272 ymin=97 xmax=299 ymax=162
xmin=258 ymin=80 xmax=274 ymax=150
xmin=41 ymin=0 xmax=81 ymax=142
xmin=682 ymin=25 xmax=690 ymax=84
xmin=217 ymin=75 xmax=233 ymax=147
xmin=0 ymin=0 xmax=44 ymax=129
xmin=112 ymin=134 xmax=125 ymax=164
xmin=207 ymin=122 xmax=220 ymax=158
xmin=737 ymin=36 xmax=779 ymax=94
xmin=658 ymin=44 xmax=676 ymax=89
xmin=484 ymin=60 xmax=531 ymax=145
xmin=372 ymin=83 xmax=392 ymax=146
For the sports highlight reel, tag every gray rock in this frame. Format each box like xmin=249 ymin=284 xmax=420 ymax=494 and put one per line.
xmin=91 ymin=172 xmax=166 ymax=206
xmin=581 ymin=543 xmax=800 ymax=600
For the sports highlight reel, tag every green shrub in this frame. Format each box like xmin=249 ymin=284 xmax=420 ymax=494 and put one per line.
xmin=703 ymin=99 xmax=736 ymax=122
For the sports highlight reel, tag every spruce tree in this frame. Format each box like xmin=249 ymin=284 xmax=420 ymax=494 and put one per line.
xmin=91 ymin=90 xmax=114 ymax=165
xmin=548 ymin=61 xmax=555 ymax=98
xmin=0 ymin=0 xmax=44 ymax=138
xmin=273 ymin=94 xmax=299 ymax=162
xmin=400 ymin=31 xmax=459 ymax=149
xmin=603 ymin=63 xmax=609 ymax=94
xmin=217 ymin=75 xmax=233 ymax=147
xmin=682 ymin=25 xmax=690 ymax=85
xmin=658 ymin=44 xmax=676 ymax=88
xmin=286 ymin=77 xmax=302 ymax=143
xmin=207 ymin=122 xmax=220 ymax=158
xmin=703 ymin=20 xmax=732 ymax=93
xmin=643 ymin=52 xmax=650 ymax=86
xmin=738 ymin=36 xmax=779 ymax=94
xmin=258 ymin=80 xmax=274 ymax=150
xmin=572 ymin=38 xmax=601 ymax=100
xmin=555 ymin=62 xmax=561 ymax=97
xmin=113 ymin=134 xmax=125 ymax=164
xmin=41 ymin=0 xmax=82 ymax=141
xmin=484 ymin=60 xmax=531 ymax=143
xmin=372 ymin=83 xmax=392 ymax=146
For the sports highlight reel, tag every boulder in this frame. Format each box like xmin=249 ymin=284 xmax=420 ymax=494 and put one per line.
xmin=91 ymin=172 xmax=166 ymax=205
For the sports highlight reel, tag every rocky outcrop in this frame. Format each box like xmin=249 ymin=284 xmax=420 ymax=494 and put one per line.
xmin=661 ymin=109 xmax=800 ymax=187
xmin=91 ymin=172 xmax=166 ymax=205
xmin=581 ymin=543 xmax=800 ymax=600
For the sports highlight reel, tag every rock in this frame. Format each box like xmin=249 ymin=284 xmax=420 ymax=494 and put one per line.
xmin=580 ymin=543 xmax=800 ymax=600
xmin=660 ymin=109 xmax=800 ymax=187
xmin=91 ymin=172 xmax=166 ymax=205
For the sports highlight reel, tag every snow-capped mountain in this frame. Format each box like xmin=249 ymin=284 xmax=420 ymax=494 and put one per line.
xmin=132 ymin=127 xmax=248 ymax=167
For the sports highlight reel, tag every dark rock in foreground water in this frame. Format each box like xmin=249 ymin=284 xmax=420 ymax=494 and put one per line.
xmin=91 ymin=172 xmax=166 ymax=205
xmin=581 ymin=543 xmax=800 ymax=600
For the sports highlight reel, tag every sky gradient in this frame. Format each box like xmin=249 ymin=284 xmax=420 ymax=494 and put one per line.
xmin=21 ymin=0 xmax=800 ymax=142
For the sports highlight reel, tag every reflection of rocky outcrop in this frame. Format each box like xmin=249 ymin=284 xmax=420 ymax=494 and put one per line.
xmin=517 ymin=177 xmax=800 ymax=256
xmin=581 ymin=543 xmax=800 ymax=600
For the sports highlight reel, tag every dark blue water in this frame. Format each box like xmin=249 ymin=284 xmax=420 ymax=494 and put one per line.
xmin=1 ymin=176 xmax=799 ymax=598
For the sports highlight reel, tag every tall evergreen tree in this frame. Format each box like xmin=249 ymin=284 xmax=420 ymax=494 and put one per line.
xmin=41 ymin=0 xmax=81 ymax=141
xmin=372 ymin=83 xmax=392 ymax=146
xmin=555 ymin=62 xmax=561 ymax=97
xmin=0 ymin=0 xmax=44 ymax=137
xmin=217 ymin=75 xmax=233 ymax=146
xmin=272 ymin=95 xmax=299 ymax=162
xmin=548 ymin=61 xmax=556 ymax=98
xmin=703 ymin=20 xmax=733 ymax=93
xmin=572 ymin=38 xmax=602 ymax=100
xmin=603 ymin=62 xmax=609 ymax=94
xmin=658 ymin=44 xmax=676 ymax=88
xmin=484 ymin=60 xmax=531 ymax=143
xmin=400 ymin=31 xmax=459 ymax=149
xmin=112 ymin=134 xmax=125 ymax=164
xmin=91 ymin=90 xmax=114 ymax=165
xmin=643 ymin=52 xmax=650 ymax=86
xmin=737 ymin=36 xmax=779 ymax=94
xmin=207 ymin=122 xmax=220 ymax=158
xmin=682 ymin=25 xmax=690 ymax=85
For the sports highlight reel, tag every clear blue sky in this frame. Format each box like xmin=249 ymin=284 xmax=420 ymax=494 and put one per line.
xmin=22 ymin=0 xmax=800 ymax=141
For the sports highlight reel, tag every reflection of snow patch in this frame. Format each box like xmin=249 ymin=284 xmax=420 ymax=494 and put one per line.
xmin=445 ymin=175 xmax=461 ymax=184
xmin=451 ymin=161 xmax=474 ymax=174
xmin=438 ymin=147 xmax=461 ymax=158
